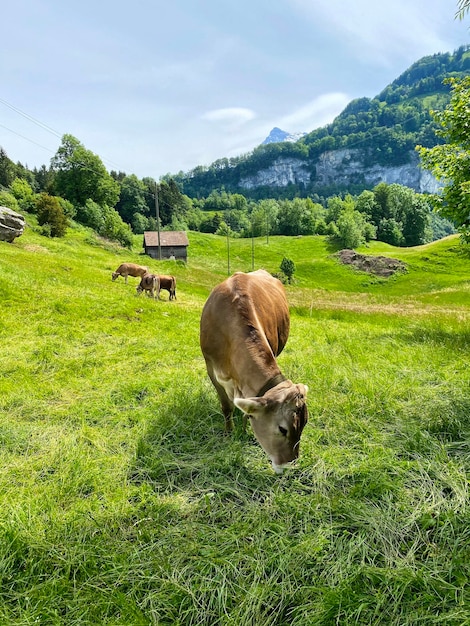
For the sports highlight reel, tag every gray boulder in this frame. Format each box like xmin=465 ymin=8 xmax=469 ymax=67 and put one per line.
xmin=0 ymin=206 xmax=25 ymax=242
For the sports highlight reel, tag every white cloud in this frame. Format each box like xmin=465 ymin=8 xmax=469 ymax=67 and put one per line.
xmin=201 ymin=107 xmax=257 ymax=129
xmin=278 ymin=92 xmax=352 ymax=131
xmin=288 ymin=0 xmax=461 ymax=67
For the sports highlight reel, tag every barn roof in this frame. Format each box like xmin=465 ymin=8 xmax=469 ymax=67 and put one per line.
xmin=143 ymin=231 xmax=189 ymax=247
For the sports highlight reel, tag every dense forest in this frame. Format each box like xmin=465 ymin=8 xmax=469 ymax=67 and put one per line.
xmin=1 ymin=49 xmax=466 ymax=249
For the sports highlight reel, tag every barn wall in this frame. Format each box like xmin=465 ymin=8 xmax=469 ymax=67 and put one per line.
xmin=145 ymin=246 xmax=187 ymax=261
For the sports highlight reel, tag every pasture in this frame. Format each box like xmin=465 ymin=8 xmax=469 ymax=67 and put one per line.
xmin=0 ymin=219 xmax=469 ymax=625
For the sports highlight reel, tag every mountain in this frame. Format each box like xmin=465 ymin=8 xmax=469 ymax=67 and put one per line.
xmin=171 ymin=46 xmax=470 ymax=200
xmin=262 ymin=127 xmax=307 ymax=145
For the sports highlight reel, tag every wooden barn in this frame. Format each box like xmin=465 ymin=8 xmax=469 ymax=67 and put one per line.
xmin=143 ymin=231 xmax=189 ymax=261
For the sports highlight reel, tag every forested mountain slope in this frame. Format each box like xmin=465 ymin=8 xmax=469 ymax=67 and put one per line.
xmin=172 ymin=47 xmax=470 ymax=200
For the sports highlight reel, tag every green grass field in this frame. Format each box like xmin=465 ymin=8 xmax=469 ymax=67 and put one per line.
xmin=0 ymin=219 xmax=469 ymax=625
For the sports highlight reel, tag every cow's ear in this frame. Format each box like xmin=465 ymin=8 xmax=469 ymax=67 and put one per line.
xmin=234 ymin=397 xmax=266 ymax=417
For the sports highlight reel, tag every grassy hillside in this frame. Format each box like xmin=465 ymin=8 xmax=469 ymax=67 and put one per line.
xmin=0 ymin=221 xmax=469 ymax=625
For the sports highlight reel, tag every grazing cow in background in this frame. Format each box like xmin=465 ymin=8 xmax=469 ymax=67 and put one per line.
xmin=157 ymin=275 xmax=177 ymax=300
xmin=136 ymin=273 xmax=160 ymax=299
xmin=112 ymin=262 xmax=148 ymax=283
xmin=200 ymin=269 xmax=308 ymax=474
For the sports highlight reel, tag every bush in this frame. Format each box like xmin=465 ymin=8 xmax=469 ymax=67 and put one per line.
xmin=35 ymin=193 xmax=68 ymax=237
xmin=280 ymin=257 xmax=296 ymax=283
xmin=0 ymin=191 xmax=19 ymax=212
xmin=100 ymin=205 xmax=134 ymax=248
xmin=58 ymin=198 xmax=76 ymax=220
xmin=77 ymin=199 xmax=104 ymax=231
xmin=271 ymin=271 xmax=288 ymax=284
xmin=10 ymin=178 xmax=35 ymax=212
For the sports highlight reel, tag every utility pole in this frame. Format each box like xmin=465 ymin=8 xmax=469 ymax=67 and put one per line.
xmin=155 ymin=182 xmax=161 ymax=260
xmin=226 ymin=210 xmax=231 ymax=276
xmin=266 ymin=205 xmax=270 ymax=245
xmin=251 ymin=219 xmax=255 ymax=271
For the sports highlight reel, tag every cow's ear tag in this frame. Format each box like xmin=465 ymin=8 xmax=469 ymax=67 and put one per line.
xmin=234 ymin=397 xmax=264 ymax=417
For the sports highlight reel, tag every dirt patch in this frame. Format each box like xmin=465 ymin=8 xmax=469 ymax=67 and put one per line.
xmin=336 ymin=249 xmax=407 ymax=277
xmin=23 ymin=244 xmax=50 ymax=254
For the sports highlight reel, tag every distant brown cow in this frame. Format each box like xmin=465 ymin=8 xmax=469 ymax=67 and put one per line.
xmin=200 ymin=269 xmax=308 ymax=474
xmin=136 ymin=273 xmax=160 ymax=299
xmin=157 ymin=275 xmax=177 ymax=300
xmin=112 ymin=262 xmax=148 ymax=283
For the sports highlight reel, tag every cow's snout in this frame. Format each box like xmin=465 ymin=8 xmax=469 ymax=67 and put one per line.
xmin=271 ymin=458 xmax=297 ymax=475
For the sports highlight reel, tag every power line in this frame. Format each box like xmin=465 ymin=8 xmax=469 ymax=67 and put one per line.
xmin=0 ymin=122 xmax=55 ymax=154
xmin=0 ymin=98 xmax=183 ymax=219
xmin=0 ymin=97 xmax=122 ymax=170
xmin=0 ymin=98 xmax=62 ymax=138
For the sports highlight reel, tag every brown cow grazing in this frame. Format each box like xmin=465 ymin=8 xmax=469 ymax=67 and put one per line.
xmin=136 ymin=273 xmax=160 ymax=299
xmin=200 ymin=269 xmax=308 ymax=474
xmin=112 ymin=262 xmax=148 ymax=283
xmin=158 ymin=275 xmax=177 ymax=300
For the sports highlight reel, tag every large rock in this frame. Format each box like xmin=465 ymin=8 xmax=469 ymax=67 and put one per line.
xmin=0 ymin=206 xmax=25 ymax=242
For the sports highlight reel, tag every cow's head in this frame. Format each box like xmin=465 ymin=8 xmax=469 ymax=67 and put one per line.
xmin=112 ymin=272 xmax=119 ymax=281
xmin=234 ymin=381 xmax=308 ymax=474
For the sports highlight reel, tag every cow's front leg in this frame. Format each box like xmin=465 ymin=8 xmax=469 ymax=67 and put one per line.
xmin=208 ymin=370 xmax=234 ymax=432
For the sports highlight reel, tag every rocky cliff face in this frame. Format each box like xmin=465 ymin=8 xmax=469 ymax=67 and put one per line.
xmin=239 ymin=157 xmax=311 ymax=189
xmin=239 ymin=148 xmax=439 ymax=193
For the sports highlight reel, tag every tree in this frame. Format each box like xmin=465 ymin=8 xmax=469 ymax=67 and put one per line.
xmin=327 ymin=194 xmax=376 ymax=248
xmin=402 ymin=194 xmax=431 ymax=246
xmin=132 ymin=212 xmax=150 ymax=234
xmin=280 ymin=257 xmax=296 ymax=283
xmin=0 ymin=190 xmax=19 ymax=211
xmin=387 ymin=184 xmax=431 ymax=246
xmin=355 ymin=189 xmax=378 ymax=221
xmin=456 ymin=0 xmax=470 ymax=20
xmin=58 ymin=198 xmax=76 ymax=220
xmin=335 ymin=209 xmax=368 ymax=248
xmin=10 ymin=178 xmax=35 ymax=212
xmin=76 ymin=199 xmax=133 ymax=247
xmin=157 ymin=178 xmax=192 ymax=226
xmin=51 ymin=134 xmax=120 ymax=208
xmin=116 ymin=175 xmax=149 ymax=224
xmin=251 ymin=199 xmax=279 ymax=241
xmin=418 ymin=76 xmax=470 ymax=242
xmin=223 ymin=209 xmax=250 ymax=234
xmin=77 ymin=199 xmax=105 ymax=232
xmin=326 ymin=196 xmax=345 ymax=224
xmin=34 ymin=165 xmax=55 ymax=193
xmin=35 ymin=193 xmax=68 ymax=237
xmin=278 ymin=198 xmax=317 ymax=235
xmin=100 ymin=205 xmax=133 ymax=248
xmin=200 ymin=213 xmax=222 ymax=233
xmin=0 ymin=148 xmax=16 ymax=188
xmin=379 ymin=218 xmax=404 ymax=246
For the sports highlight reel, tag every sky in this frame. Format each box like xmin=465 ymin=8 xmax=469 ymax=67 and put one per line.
xmin=1 ymin=0 xmax=469 ymax=180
